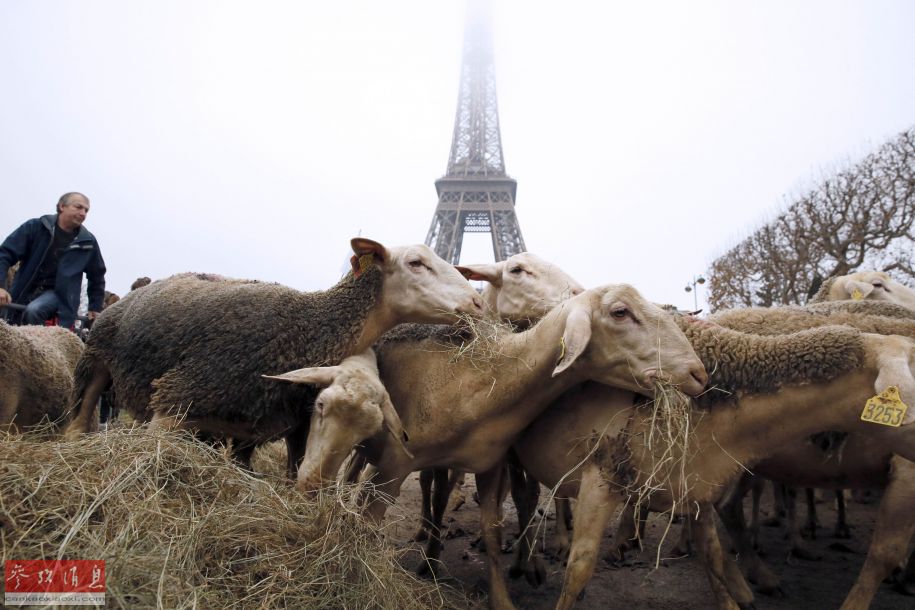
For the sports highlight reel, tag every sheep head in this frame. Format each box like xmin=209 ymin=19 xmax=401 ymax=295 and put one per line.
xmin=457 ymin=252 xmax=585 ymax=324
xmin=548 ymin=285 xmax=708 ymax=398
xmin=263 ymin=349 xmax=411 ymax=492
xmin=350 ymin=238 xmax=483 ymax=324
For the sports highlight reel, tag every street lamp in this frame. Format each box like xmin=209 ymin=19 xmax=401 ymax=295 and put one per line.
xmin=684 ymin=275 xmax=706 ymax=311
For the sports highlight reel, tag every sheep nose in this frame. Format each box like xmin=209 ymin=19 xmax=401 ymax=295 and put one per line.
xmin=571 ymin=286 xmax=585 ymax=296
xmin=691 ymin=366 xmax=708 ymax=389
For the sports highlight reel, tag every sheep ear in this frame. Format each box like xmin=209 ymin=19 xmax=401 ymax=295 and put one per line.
xmin=455 ymin=262 xmax=504 ymax=285
xmin=262 ymin=366 xmax=341 ymax=387
xmin=350 ymin=238 xmax=388 ymax=278
xmin=844 ymin=280 xmax=874 ymax=300
xmin=380 ymin=393 xmax=414 ymax=459
xmin=552 ymin=306 xmax=592 ymax=377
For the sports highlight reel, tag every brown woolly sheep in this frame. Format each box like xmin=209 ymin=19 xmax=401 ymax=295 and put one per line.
xmin=0 ymin=321 xmax=83 ymax=432
xmin=63 ymin=238 xmax=484 ymax=479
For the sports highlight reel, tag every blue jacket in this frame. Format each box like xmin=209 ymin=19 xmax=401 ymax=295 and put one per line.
xmin=0 ymin=214 xmax=106 ymax=327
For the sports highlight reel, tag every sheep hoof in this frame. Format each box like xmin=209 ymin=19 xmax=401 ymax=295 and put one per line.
xmin=893 ymin=579 xmax=915 ymax=596
xmin=833 ymin=524 xmax=852 ymax=539
xmin=417 ymin=559 xmax=443 ymax=579
xmin=787 ymin=546 xmax=821 ymax=563
xmin=525 ymin=556 xmax=546 ymax=587
xmin=413 ymin=528 xmax=429 ymax=542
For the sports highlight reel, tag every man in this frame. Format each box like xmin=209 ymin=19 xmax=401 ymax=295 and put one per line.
xmin=0 ymin=192 xmax=106 ymax=328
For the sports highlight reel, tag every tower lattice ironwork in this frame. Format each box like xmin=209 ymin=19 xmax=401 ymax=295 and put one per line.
xmin=425 ymin=3 xmax=525 ymax=264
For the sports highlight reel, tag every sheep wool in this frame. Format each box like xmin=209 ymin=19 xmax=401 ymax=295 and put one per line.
xmin=1 ymin=321 xmax=83 ymax=429
xmin=708 ymin=305 xmax=915 ymax=339
xmin=73 ymin=268 xmax=385 ymax=441
xmin=677 ymin=318 xmax=865 ymax=404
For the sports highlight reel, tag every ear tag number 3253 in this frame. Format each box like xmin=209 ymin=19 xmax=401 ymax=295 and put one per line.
xmin=861 ymin=386 xmax=908 ymax=427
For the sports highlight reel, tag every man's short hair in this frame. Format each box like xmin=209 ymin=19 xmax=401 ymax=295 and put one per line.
xmin=130 ymin=277 xmax=152 ymax=291
xmin=56 ymin=192 xmax=89 ymax=213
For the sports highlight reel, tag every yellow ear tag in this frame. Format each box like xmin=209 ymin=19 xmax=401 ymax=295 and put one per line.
xmin=861 ymin=386 xmax=908 ymax=427
xmin=851 ymin=288 xmax=864 ymax=301
xmin=359 ymin=254 xmax=374 ymax=274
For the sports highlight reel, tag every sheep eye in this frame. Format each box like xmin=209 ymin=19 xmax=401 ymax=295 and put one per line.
xmin=872 ymin=282 xmax=884 ymax=289
xmin=611 ymin=307 xmax=629 ymax=319
xmin=510 ymin=266 xmax=523 ymax=274
xmin=408 ymin=260 xmax=425 ymax=269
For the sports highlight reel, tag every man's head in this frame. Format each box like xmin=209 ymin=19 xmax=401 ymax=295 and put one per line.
xmin=56 ymin=192 xmax=90 ymax=232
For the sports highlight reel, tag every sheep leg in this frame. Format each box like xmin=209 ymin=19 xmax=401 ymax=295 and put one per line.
xmin=749 ymin=474 xmax=765 ymax=548
xmin=63 ymin=360 xmax=110 ymax=439
xmin=554 ymin=497 xmax=572 ymax=560
xmin=899 ymin=546 xmax=915 ymax=594
xmin=507 ymin=454 xmax=546 ymax=587
xmin=284 ymin=421 xmax=310 ymax=480
xmin=343 ymin=451 xmax=367 ymax=484
xmin=834 ymin=490 xmax=852 ymax=539
xmin=609 ymin=503 xmax=647 ymax=563
xmin=476 ymin=465 xmax=517 ymax=610
xmin=670 ymin=518 xmax=694 ymax=557
xmin=802 ymin=487 xmax=818 ymax=539
xmin=360 ymin=466 xmax=407 ymax=524
xmin=555 ymin=462 xmax=619 ymax=610
xmin=761 ymin=481 xmax=786 ymax=527
xmin=231 ymin=441 xmax=257 ymax=472
xmin=840 ymin=456 xmax=915 ymax=609
xmin=717 ymin=478 xmax=782 ymax=596
xmin=447 ymin=470 xmax=467 ymax=512
xmin=785 ymin=486 xmax=820 ymax=561
xmin=418 ymin=468 xmax=453 ymax=577
xmin=413 ymin=468 xmax=435 ymax=542
xmin=692 ymin=507 xmax=745 ymax=610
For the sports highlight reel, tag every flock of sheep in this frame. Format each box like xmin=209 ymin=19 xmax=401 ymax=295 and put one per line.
xmin=4 ymin=236 xmax=915 ymax=610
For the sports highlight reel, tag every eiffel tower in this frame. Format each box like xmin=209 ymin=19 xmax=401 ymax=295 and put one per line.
xmin=424 ymin=2 xmax=526 ymax=264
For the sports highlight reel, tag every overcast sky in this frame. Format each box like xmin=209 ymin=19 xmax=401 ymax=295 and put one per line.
xmin=1 ymin=0 xmax=913 ymax=311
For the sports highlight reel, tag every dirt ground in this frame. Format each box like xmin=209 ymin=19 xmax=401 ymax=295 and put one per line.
xmin=386 ymin=475 xmax=914 ymax=610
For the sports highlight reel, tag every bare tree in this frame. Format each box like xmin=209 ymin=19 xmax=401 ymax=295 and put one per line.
xmin=708 ymin=127 xmax=915 ymax=311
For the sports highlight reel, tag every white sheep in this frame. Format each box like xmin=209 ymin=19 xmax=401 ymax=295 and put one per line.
xmin=510 ymin=318 xmax=915 ymax=610
xmin=262 ymin=348 xmax=410 ymax=491
xmin=351 ymin=284 xmax=707 ymax=608
xmin=811 ymin=270 xmax=915 ymax=308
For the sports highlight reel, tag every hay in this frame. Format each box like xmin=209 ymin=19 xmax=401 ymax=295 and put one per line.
xmin=623 ymin=381 xmax=702 ymax=567
xmin=0 ymin=427 xmax=472 ymax=609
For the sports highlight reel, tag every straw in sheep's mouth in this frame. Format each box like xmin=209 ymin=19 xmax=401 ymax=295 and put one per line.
xmin=623 ymin=380 xmax=704 ymax=567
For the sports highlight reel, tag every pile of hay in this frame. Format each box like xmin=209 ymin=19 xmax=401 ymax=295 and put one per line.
xmin=0 ymin=428 xmax=472 ymax=609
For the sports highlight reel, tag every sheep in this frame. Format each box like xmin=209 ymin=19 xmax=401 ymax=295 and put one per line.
xmin=412 ymin=253 xmax=585 ymax=547
xmin=261 ymin=348 xmax=410 ymax=491
xmin=63 ymin=238 xmax=484 ymax=480
xmin=717 ymin=436 xmax=915 ymax=607
xmin=707 ymin=293 xmax=915 ymax=605
xmin=350 ymin=284 xmax=707 ymax=609
xmin=0 ymin=321 xmax=84 ymax=432
xmin=810 ymin=270 xmax=915 ymax=308
xmin=509 ymin=319 xmax=915 ymax=610
xmin=462 ymin=252 xmax=585 ymax=326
